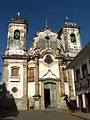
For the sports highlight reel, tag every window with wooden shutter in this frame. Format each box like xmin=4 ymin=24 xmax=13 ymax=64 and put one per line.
xmin=76 ymin=69 xmax=81 ymax=81
xmin=11 ymin=67 xmax=19 ymax=77
xmin=82 ymin=63 xmax=88 ymax=77
xmin=28 ymin=68 xmax=34 ymax=82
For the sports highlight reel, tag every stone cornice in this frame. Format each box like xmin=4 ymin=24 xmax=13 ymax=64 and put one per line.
xmin=2 ymin=55 xmax=29 ymax=60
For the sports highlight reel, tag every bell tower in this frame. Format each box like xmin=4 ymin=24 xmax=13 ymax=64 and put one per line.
xmin=5 ymin=12 xmax=28 ymax=55
xmin=2 ymin=13 xmax=28 ymax=110
xmin=58 ymin=17 xmax=82 ymax=58
xmin=58 ymin=18 xmax=82 ymax=103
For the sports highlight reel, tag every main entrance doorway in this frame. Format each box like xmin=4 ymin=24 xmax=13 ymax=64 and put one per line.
xmin=44 ymin=89 xmax=50 ymax=108
xmin=44 ymin=82 xmax=56 ymax=108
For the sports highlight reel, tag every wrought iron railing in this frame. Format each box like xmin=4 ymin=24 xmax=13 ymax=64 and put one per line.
xmin=75 ymin=74 xmax=90 ymax=89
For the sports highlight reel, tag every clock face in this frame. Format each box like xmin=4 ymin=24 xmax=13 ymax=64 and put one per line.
xmin=14 ymin=29 xmax=20 ymax=39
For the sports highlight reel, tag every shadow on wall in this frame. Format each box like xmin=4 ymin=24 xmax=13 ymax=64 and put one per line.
xmin=0 ymin=82 xmax=19 ymax=119
xmin=64 ymin=95 xmax=77 ymax=111
xmin=64 ymin=95 xmax=71 ymax=109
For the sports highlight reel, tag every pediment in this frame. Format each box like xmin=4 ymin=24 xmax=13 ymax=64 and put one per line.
xmin=43 ymin=69 xmax=57 ymax=79
xmin=28 ymin=26 xmax=65 ymax=57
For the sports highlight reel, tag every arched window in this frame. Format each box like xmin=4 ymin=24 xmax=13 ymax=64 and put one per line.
xmin=14 ymin=29 xmax=20 ymax=39
xmin=11 ymin=66 xmax=19 ymax=77
xmin=70 ymin=33 xmax=76 ymax=42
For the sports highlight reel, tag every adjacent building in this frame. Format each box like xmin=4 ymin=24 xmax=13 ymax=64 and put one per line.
xmin=2 ymin=14 xmax=82 ymax=110
xmin=67 ymin=42 xmax=90 ymax=113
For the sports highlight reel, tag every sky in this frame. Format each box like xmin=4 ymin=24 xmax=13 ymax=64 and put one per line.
xmin=0 ymin=0 xmax=90 ymax=74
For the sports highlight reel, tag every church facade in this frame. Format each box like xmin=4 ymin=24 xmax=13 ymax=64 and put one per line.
xmin=2 ymin=14 xmax=82 ymax=110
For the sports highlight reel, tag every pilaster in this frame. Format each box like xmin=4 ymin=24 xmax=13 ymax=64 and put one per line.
xmin=34 ymin=57 xmax=39 ymax=96
xmin=23 ymin=61 xmax=28 ymax=97
xmin=33 ymin=56 xmax=40 ymax=110
xmin=56 ymin=80 xmax=60 ymax=108
xmin=40 ymin=81 xmax=45 ymax=109
xmin=67 ymin=69 xmax=74 ymax=99
xmin=59 ymin=65 xmax=64 ymax=96
xmin=58 ymin=59 xmax=67 ymax=109
xmin=3 ymin=60 xmax=8 ymax=84
xmin=15 ymin=60 xmax=28 ymax=110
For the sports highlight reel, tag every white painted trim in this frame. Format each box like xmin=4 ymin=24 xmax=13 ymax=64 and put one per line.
xmin=82 ymin=94 xmax=86 ymax=108
xmin=76 ymin=96 xmax=79 ymax=107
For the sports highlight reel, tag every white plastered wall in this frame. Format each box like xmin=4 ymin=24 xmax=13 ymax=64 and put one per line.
xmin=6 ymin=23 xmax=27 ymax=55
xmin=28 ymin=81 xmax=41 ymax=98
xmin=28 ymin=61 xmax=35 ymax=98
xmin=7 ymin=61 xmax=23 ymax=98
xmin=8 ymin=23 xmax=26 ymax=40
xmin=60 ymin=28 xmax=82 ymax=57
xmin=28 ymin=82 xmax=35 ymax=97
xmin=39 ymin=56 xmax=59 ymax=79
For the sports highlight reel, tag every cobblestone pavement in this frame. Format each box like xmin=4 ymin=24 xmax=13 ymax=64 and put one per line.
xmin=70 ymin=111 xmax=90 ymax=120
xmin=62 ymin=109 xmax=90 ymax=120
xmin=1 ymin=109 xmax=84 ymax=120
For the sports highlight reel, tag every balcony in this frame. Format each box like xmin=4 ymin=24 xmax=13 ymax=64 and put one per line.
xmin=75 ymin=74 xmax=90 ymax=89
